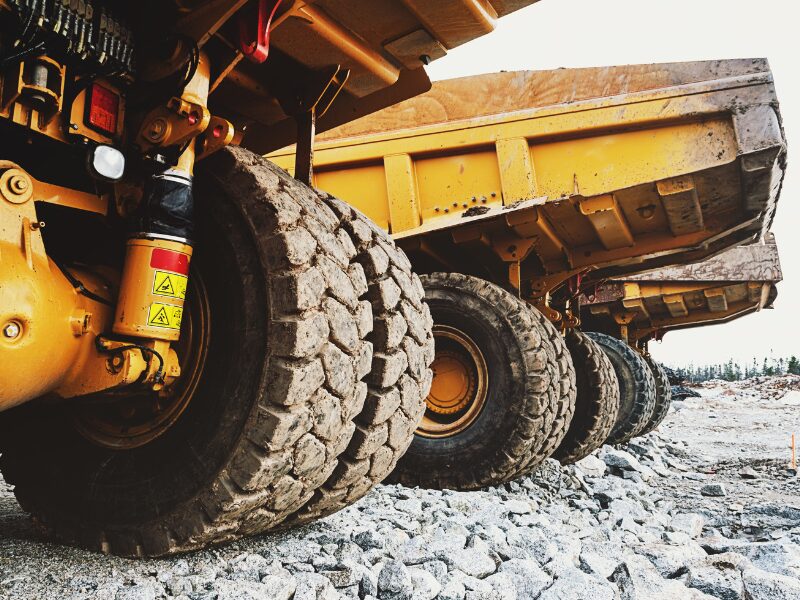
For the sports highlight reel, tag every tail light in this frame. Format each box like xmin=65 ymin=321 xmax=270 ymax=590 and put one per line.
xmin=86 ymin=83 xmax=120 ymax=136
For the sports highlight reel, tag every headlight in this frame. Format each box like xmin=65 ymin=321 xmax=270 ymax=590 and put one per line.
xmin=88 ymin=145 xmax=126 ymax=181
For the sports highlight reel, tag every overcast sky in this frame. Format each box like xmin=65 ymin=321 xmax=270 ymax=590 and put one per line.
xmin=425 ymin=0 xmax=798 ymax=368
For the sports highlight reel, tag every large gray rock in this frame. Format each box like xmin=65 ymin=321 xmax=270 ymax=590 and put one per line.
xmin=611 ymin=555 xmax=717 ymax=599
xmin=735 ymin=541 xmax=800 ymax=578
xmin=634 ymin=542 xmax=707 ymax=577
xmin=538 ymin=566 xmax=615 ymax=600
xmin=483 ymin=573 xmax=518 ymax=600
xmin=700 ymin=483 xmax=727 ymax=497
xmin=685 ymin=560 xmax=745 ymax=600
xmin=497 ymin=559 xmax=551 ymax=598
xmin=742 ymin=567 xmax=800 ymax=599
xmin=115 ymin=585 xmax=157 ymax=600
xmin=408 ymin=567 xmax=441 ymax=600
xmin=212 ymin=579 xmax=296 ymax=600
xmin=576 ymin=455 xmax=607 ymax=478
xmin=671 ymin=513 xmax=705 ymax=538
xmin=602 ymin=449 xmax=643 ymax=471
xmin=609 ymin=499 xmax=648 ymax=523
xmin=439 ymin=549 xmax=497 ymax=578
xmin=579 ymin=542 xmax=627 ymax=578
xmin=378 ymin=560 xmax=414 ymax=599
xmin=438 ymin=578 xmax=467 ymax=600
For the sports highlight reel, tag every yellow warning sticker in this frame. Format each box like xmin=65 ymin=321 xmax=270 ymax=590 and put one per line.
xmin=147 ymin=302 xmax=183 ymax=330
xmin=152 ymin=270 xmax=187 ymax=300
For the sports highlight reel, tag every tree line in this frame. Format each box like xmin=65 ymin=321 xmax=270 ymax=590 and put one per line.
xmin=669 ymin=355 xmax=800 ymax=383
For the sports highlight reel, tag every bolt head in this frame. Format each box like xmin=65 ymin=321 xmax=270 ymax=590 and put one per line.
xmin=3 ymin=321 xmax=21 ymax=339
xmin=10 ymin=176 xmax=29 ymax=192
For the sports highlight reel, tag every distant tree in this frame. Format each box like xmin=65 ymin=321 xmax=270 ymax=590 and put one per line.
xmin=789 ymin=356 xmax=800 ymax=375
xmin=763 ymin=357 xmax=774 ymax=376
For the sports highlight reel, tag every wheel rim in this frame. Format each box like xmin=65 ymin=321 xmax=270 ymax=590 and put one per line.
xmin=417 ymin=324 xmax=488 ymax=438
xmin=73 ymin=271 xmax=211 ymax=450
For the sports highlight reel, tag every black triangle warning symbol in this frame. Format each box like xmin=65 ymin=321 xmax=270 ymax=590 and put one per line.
xmin=157 ymin=276 xmax=175 ymax=295
xmin=151 ymin=306 xmax=170 ymax=325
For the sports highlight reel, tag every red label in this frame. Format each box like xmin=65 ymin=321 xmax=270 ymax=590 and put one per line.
xmin=150 ymin=248 xmax=189 ymax=275
xmin=88 ymin=84 xmax=120 ymax=135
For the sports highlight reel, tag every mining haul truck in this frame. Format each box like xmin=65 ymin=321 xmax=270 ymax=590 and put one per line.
xmin=579 ymin=234 xmax=783 ymax=442
xmin=0 ymin=0 xmax=545 ymax=556
xmin=269 ymin=60 xmax=786 ymax=489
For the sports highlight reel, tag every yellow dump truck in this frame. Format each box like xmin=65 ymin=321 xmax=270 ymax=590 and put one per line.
xmin=583 ymin=234 xmax=782 ymax=347
xmin=0 ymin=0 xmax=542 ymax=556
xmin=269 ymin=60 xmax=786 ymax=487
xmin=581 ymin=235 xmax=782 ymax=438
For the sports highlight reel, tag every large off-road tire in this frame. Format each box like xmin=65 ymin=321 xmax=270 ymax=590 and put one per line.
xmin=0 ymin=147 xmax=377 ymax=556
xmin=514 ymin=304 xmax=577 ymax=476
xmin=585 ymin=332 xmax=656 ymax=446
xmin=552 ymin=330 xmax=620 ymax=464
xmin=638 ymin=356 xmax=672 ymax=436
xmin=288 ymin=192 xmax=434 ymax=523
xmin=389 ymin=273 xmax=571 ymax=490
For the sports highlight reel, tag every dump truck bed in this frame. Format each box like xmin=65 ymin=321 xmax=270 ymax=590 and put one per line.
xmin=582 ymin=234 xmax=782 ymax=344
xmin=269 ymin=59 xmax=786 ymax=297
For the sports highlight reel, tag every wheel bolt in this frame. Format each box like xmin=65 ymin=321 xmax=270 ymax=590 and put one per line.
xmin=3 ymin=321 xmax=21 ymax=340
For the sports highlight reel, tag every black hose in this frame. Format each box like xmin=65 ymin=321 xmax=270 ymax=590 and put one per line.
xmin=95 ymin=334 xmax=166 ymax=384
xmin=53 ymin=260 xmax=114 ymax=307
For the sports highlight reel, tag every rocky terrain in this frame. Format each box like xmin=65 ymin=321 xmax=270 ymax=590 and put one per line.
xmin=1 ymin=376 xmax=799 ymax=600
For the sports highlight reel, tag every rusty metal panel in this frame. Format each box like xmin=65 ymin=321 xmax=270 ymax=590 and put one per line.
xmin=624 ymin=233 xmax=782 ymax=283
xmin=319 ymin=59 xmax=773 ymax=140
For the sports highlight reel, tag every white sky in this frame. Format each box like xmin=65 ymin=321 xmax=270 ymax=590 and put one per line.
xmin=425 ymin=0 xmax=799 ymax=368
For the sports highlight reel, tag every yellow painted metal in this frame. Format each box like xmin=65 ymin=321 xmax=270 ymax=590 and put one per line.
xmin=583 ymin=238 xmax=782 ymax=343
xmin=75 ymin=271 xmax=210 ymax=449
xmin=496 ymin=137 xmax=537 ymax=203
xmin=268 ymin=60 xmax=783 ymax=301
xmin=272 ymin=116 xmax=737 ymax=234
xmin=579 ymin=194 xmax=635 ymax=250
xmin=418 ymin=325 xmax=489 ymax=438
xmin=113 ymin=237 xmax=193 ymax=342
xmin=383 ymin=153 xmax=421 ymax=231
xmin=0 ymin=163 xmax=146 ymax=410
xmin=0 ymin=53 xmax=120 ymax=146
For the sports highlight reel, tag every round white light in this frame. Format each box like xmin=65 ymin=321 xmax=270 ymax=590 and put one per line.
xmin=90 ymin=145 xmax=126 ymax=181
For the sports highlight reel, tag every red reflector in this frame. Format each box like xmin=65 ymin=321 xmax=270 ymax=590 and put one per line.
xmin=88 ymin=84 xmax=120 ymax=135
xmin=150 ymin=248 xmax=190 ymax=275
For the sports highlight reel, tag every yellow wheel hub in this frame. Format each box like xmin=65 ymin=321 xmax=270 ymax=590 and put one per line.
xmin=418 ymin=325 xmax=488 ymax=438
xmin=427 ymin=351 xmax=475 ymax=415
xmin=73 ymin=272 xmax=211 ymax=450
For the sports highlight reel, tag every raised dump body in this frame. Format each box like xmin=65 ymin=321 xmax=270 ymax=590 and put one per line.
xmin=269 ymin=60 xmax=786 ymax=299
xmin=581 ymin=234 xmax=782 ymax=345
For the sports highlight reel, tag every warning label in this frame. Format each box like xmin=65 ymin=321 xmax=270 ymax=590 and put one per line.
xmin=147 ymin=302 xmax=183 ymax=330
xmin=152 ymin=270 xmax=187 ymax=300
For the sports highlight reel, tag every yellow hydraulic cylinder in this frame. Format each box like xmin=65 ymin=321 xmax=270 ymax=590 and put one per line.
xmin=113 ymin=236 xmax=192 ymax=341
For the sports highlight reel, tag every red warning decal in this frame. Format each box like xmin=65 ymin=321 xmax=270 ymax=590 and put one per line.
xmin=150 ymin=248 xmax=189 ymax=275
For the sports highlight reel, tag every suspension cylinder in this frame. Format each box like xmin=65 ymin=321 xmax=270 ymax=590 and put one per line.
xmin=113 ymin=234 xmax=193 ymax=341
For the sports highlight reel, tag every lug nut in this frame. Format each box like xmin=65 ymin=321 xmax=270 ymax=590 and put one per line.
xmin=10 ymin=176 xmax=29 ymax=193
xmin=3 ymin=321 xmax=21 ymax=340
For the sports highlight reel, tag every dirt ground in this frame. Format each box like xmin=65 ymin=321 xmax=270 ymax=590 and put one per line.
xmin=1 ymin=376 xmax=799 ymax=599
xmin=656 ymin=377 xmax=800 ymax=543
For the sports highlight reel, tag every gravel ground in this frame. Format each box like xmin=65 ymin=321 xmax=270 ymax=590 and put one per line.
xmin=1 ymin=376 xmax=799 ymax=600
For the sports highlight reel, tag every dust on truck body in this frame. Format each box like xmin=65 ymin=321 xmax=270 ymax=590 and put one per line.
xmin=270 ymin=60 xmax=785 ymax=297
xmin=269 ymin=60 xmax=786 ymax=489
xmin=0 ymin=0 xmax=541 ymax=556
xmin=582 ymin=234 xmax=783 ymax=346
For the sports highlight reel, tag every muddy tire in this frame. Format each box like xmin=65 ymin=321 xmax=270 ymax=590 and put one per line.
xmin=0 ymin=147 xmax=376 ymax=556
xmin=552 ymin=330 xmax=620 ymax=464
xmin=515 ymin=305 xmax=577 ymax=475
xmin=389 ymin=273 xmax=569 ymax=490
xmin=288 ymin=192 xmax=434 ymax=523
xmin=585 ymin=332 xmax=656 ymax=446
xmin=638 ymin=356 xmax=672 ymax=436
